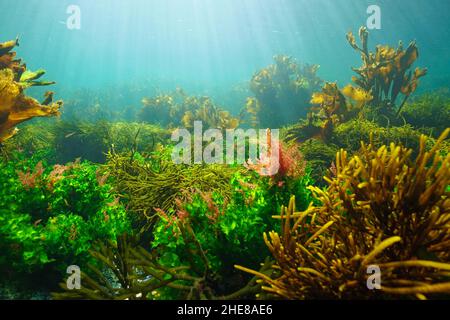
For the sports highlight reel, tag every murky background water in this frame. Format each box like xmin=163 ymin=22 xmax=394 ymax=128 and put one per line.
xmin=1 ymin=0 xmax=449 ymax=109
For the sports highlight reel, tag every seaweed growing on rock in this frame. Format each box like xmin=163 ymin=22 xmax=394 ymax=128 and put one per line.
xmin=285 ymin=26 xmax=429 ymax=145
xmin=237 ymin=130 xmax=450 ymax=299
xmin=0 ymin=37 xmax=62 ymax=143
xmin=284 ymin=118 xmax=445 ymax=186
xmin=283 ymin=25 xmax=437 ymax=187
xmin=330 ymin=118 xmax=433 ymax=155
xmin=297 ymin=138 xmax=338 ymax=185
xmin=139 ymin=93 xmax=177 ymax=127
xmin=180 ymin=96 xmax=240 ymax=130
xmin=52 ymin=120 xmax=112 ymax=163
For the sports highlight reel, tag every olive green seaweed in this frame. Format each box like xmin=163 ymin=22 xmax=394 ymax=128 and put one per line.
xmin=106 ymin=147 xmax=242 ymax=231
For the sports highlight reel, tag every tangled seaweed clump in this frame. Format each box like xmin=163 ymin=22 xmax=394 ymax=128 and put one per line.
xmin=0 ymin=38 xmax=62 ymax=143
xmin=139 ymin=89 xmax=240 ymax=130
xmin=245 ymin=55 xmax=322 ymax=128
xmin=237 ymin=130 xmax=450 ymax=299
xmin=52 ymin=234 xmax=273 ymax=300
xmin=400 ymin=89 xmax=450 ymax=138
xmin=105 ymin=145 xmax=241 ymax=231
xmin=53 ymin=164 xmax=315 ymax=300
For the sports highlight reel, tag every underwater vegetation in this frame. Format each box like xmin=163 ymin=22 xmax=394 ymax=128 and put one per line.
xmin=0 ymin=25 xmax=449 ymax=301
xmin=139 ymin=88 xmax=240 ymax=130
xmin=49 ymin=131 xmax=450 ymax=300
xmin=237 ymin=130 xmax=450 ymax=299
xmin=137 ymin=56 xmax=322 ymax=131
xmin=105 ymin=146 xmax=241 ymax=233
xmin=105 ymin=138 xmax=312 ymax=231
xmin=284 ymin=109 xmax=446 ymax=185
xmin=51 ymin=234 xmax=272 ymax=300
xmin=53 ymin=165 xmax=314 ymax=300
xmin=0 ymin=38 xmax=62 ymax=143
xmin=1 ymin=120 xmax=171 ymax=164
xmin=285 ymin=27 xmax=427 ymax=145
xmin=347 ymin=26 xmax=427 ymax=118
xmin=51 ymin=121 xmax=171 ymax=164
xmin=296 ymin=82 xmax=372 ymax=143
xmin=280 ymin=26 xmax=447 ymax=185
xmin=60 ymin=86 xmax=144 ymax=123
xmin=0 ymin=152 xmax=131 ymax=297
xmin=245 ymin=55 xmax=322 ymax=128
xmin=400 ymin=88 xmax=450 ymax=138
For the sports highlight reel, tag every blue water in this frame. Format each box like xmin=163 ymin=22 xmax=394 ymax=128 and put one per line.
xmin=1 ymin=0 xmax=449 ymax=105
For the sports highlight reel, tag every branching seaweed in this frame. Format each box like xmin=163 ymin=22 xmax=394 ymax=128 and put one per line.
xmin=0 ymin=37 xmax=62 ymax=143
xmin=237 ymin=129 xmax=450 ymax=299
xmin=53 ymin=234 xmax=272 ymax=300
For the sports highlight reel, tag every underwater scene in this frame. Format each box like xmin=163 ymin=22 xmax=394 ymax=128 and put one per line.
xmin=0 ymin=0 xmax=449 ymax=302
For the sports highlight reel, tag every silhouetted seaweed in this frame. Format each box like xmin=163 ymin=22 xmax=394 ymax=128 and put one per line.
xmin=347 ymin=26 xmax=427 ymax=116
xmin=53 ymin=233 xmax=272 ymax=300
xmin=245 ymin=55 xmax=322 ymax=128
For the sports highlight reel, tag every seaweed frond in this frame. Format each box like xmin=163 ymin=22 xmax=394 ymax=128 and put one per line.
xmin=347 ymin=26 xmax=427 ymax=114
xmin=0 ymin=37 xmax=62 ymax=143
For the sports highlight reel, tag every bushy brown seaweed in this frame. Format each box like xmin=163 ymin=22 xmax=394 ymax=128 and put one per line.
xmin=53 ymin=233 xmax=272 ymax=300
xmin=285 ymin=26 xmax=428 ymax=144
xmin=237 ymin=129 xmax=450 ymax=299
xmin=347 ymin=26 xmax=427 ymax=115
xmin=0 ymin=37 xmax=62 ymax=143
